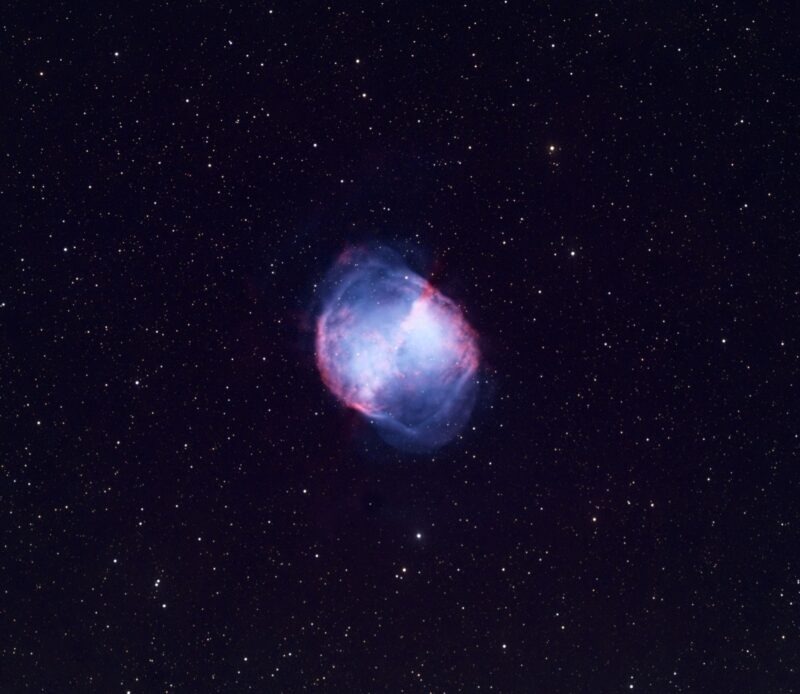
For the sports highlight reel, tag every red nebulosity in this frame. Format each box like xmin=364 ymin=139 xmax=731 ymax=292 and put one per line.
xmin=314 ymin=246 xmax=480 ymax=451
xmin=315 ymin=306 xmax=394 ymax=416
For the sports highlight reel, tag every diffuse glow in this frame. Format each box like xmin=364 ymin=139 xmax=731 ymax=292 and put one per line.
xmin=315 ymin=246 xmax=480 ymax=452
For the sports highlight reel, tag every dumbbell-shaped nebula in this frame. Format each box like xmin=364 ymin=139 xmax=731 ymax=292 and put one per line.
xmin=315 ymin=246 xmax=480 ymax=452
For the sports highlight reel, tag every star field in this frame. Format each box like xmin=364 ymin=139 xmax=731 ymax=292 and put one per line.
xmin=3 ymin=2 xmax=798 ymax=692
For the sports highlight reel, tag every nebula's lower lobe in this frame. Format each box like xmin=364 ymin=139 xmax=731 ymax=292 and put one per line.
xmin=315 ymin=246 xmax=480 ymax=452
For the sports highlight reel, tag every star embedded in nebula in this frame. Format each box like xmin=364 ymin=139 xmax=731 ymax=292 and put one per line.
xmin=314 ymin=245 xmax=480 ymax=452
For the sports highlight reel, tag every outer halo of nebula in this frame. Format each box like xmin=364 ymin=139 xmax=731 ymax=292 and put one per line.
xmin=314 ymin=245 xmax=480 ymax=452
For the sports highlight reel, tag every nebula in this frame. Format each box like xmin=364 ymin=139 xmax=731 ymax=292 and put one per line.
xmin=315 ymin=246 xmax=480 ymax=452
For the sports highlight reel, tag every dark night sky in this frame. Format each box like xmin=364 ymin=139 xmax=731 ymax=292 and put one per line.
xmin=3 ymin=2 xmax=799 ymax=692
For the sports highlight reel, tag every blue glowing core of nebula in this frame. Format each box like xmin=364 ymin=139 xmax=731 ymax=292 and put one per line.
xmin=315 ymin=246 xmax=480 ymax=452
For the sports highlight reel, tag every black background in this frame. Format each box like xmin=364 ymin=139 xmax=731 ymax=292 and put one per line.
xmin=3 ymin=2 xmax=798 ymax=692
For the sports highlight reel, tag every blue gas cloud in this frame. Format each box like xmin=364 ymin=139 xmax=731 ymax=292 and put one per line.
xmin=315 ymin=246 xmax=480 ymax=452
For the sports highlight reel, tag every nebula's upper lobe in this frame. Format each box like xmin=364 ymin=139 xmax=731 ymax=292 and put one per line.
xmin=315 ymin=246 xmax=480 ymax=452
